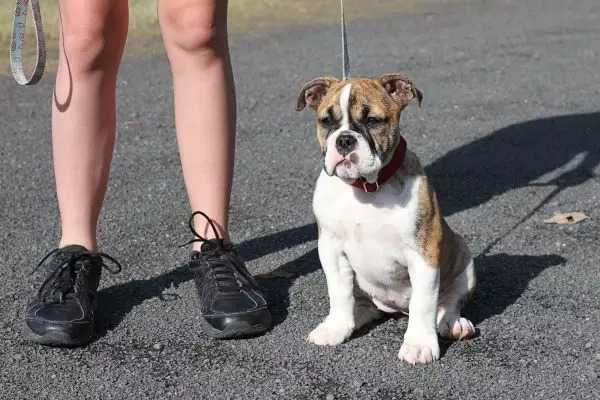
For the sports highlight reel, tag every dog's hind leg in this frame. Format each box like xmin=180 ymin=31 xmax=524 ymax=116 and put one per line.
xmin=437 ymin=259 xmax=476 ymax=340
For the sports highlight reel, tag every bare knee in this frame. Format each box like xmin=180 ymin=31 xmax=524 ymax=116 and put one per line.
xmin=159 ymin=2 xmax=227 ymax=59
xmin=61 ymin=15 xmax=127 ymax=75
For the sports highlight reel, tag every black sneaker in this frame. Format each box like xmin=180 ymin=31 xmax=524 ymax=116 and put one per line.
xmin=184 ymin=211 xmax=272 ymax=339
xmin=24 ymin=245 xmax=121 ymax=347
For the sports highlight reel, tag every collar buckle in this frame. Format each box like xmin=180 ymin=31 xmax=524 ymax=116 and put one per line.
xmin=362 ymin=180 xmax=379 ymax=193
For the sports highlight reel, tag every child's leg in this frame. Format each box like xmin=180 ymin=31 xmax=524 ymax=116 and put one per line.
xmin=158 ymin=0 xmax=272 ymax=338
xmin=24 ymin=0 xmax=128 ymax=348
xmin=158 ymin=0 xmax=234 ymax=245
xmin=53 ymin=0 xmax=128 ymax=250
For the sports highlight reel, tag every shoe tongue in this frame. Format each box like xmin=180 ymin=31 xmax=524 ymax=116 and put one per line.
xmin=200 ymin=239 xmax=227 ymax=252
xmin=37 ymin=245 xmax=91 ymax=294
xmin=40 ymin=245 xmax=90 ymax=273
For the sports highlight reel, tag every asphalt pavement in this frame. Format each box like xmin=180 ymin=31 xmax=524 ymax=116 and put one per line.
xmin=1 ymin=0 xmax=599 ymax=399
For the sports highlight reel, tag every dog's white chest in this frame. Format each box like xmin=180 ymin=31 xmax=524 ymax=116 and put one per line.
xmin=313 ymin=172 xmax=422 ymax=310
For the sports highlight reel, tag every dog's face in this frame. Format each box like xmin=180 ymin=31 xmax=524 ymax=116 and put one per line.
xmin=296 ymin=74 xmax=422 ymax=181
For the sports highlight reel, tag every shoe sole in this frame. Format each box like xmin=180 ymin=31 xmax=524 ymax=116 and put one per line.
xmin=201 ymin=310 xmax=272 ymax=339
xmin=23 ymin=321 xmax=93 ymax=348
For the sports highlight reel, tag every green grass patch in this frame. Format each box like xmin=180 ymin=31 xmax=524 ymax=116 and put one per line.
xmin=0 ymin=0 xmax=426 ymax=74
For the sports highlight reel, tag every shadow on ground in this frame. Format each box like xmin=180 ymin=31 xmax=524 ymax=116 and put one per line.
xmin=465 ymin=252 xmax=566 ymax=325
xmin=96 ymin=224 xmax=319 ymax=338
xmin=97 ymin=112 xmax=597 ymax=340
xmin=427 ymin=112 xmax=600 ymax=216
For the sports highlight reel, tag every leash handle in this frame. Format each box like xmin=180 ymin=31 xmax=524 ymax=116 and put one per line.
xmin=340 ymin=0 xmax=350 ymax=80
xmin=10 ymin=0 xmax=46 ymax=85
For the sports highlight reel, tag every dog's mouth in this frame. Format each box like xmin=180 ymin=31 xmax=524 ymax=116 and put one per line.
xmin=338 ymin=153 xmax=362 ymax=170
xmin=336 ymin=153 xmax=359 ymax=167
xmin=324 ymin=151 xmax=363 ymax=178
xmin=334 ymin=158 xmax=354 ymax=174
xmin=324 ymin=152 xmax=346 ymax=172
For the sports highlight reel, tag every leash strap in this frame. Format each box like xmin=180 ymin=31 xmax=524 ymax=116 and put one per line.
xmin=340 ymin=0 xmax=350 ymax=79
xmin=10 ymin=0 xmax=46 ymax=85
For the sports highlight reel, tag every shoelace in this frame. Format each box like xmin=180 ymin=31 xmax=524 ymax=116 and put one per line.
xmin=183 ymin=211 xmax=242 ymax=294
xmin=32 ymin=249 xmax=122 ymax=303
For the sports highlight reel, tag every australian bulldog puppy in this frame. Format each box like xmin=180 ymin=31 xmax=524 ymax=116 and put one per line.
xmin=296 ymin=74 xmax=476 ymax=364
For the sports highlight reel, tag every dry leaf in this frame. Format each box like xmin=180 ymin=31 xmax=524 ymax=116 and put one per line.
xmin=543 ymin=212 xmax=589 ymax=225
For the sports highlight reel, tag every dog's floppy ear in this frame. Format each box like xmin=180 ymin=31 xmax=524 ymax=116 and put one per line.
xmin=296 ymin=77 xmax=338 ymax=111
xmin=376 ymin=73 xmax=423 ymax=108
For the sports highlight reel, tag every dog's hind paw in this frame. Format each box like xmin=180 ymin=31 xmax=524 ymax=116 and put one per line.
xmin=439 ymin=317 xmax=476 ymax=341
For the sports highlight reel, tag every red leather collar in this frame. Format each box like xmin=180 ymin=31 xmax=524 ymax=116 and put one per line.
xmin=351 ymin=136 xmax=407 ymax=193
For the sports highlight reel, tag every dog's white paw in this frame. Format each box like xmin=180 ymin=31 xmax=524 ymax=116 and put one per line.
xmin=398 ymin=334 xmax=440 ymax=364
xmin=439 ymin=317 xmax=476 ymax=341
xmin=307 ymin=319 xmax=354 ymax=346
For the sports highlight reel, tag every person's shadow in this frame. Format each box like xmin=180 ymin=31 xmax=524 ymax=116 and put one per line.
xmin=97 ymin=112 xmax=598 ymax=340
xmin=427 ymin=112 xmax=600 ymax=217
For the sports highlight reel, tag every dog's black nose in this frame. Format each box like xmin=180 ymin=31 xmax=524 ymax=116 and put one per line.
xmin=336 ymin=134 xmax=357 ymax=155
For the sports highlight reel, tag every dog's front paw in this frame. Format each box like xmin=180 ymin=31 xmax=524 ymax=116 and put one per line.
xmin=398 ymin=334 xmax=440 ymax=364
xmin=307 ymin=319 xmax=354 ymax=346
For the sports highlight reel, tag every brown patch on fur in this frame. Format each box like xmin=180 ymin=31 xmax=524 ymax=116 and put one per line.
xmin=348 ymin=80 xmax=400 ymax=155
xmin=415 ymin=177 xmax=445 ymax=269
xmin=415 ymin=176 xmax=470 ymax=288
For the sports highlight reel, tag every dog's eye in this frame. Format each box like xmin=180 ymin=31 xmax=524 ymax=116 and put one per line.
xmin=319 ymin=116 xmax=334 ymax=128
xmin=366 ymin=117 xmax=386 ymax=128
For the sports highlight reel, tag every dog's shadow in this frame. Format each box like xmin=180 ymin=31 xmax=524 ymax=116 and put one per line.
xmin=97 ymin=112 xmax=596 ymax=340
xmin=464 ymin=253 xmax=566 ymax=325
xmin=434 ymin=252 xmax=566 ymax=356
xmin=352 ymin=252 xmax=566 ymax=342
